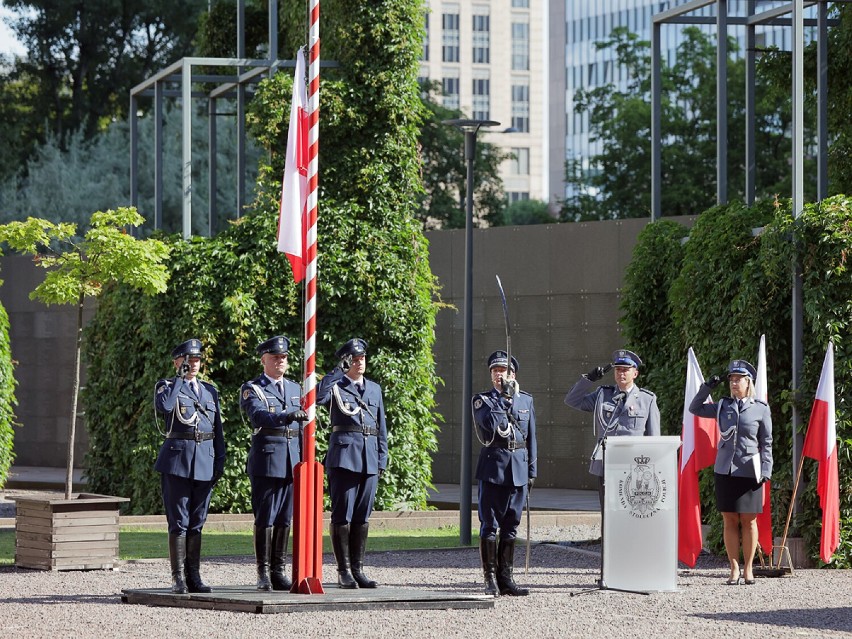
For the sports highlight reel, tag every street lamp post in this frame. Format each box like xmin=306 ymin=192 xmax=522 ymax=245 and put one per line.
xmin=443 ymin=118 xmax=500 ymax=546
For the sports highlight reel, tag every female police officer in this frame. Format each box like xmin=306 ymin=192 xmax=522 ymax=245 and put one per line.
xmin=154 ymin=338 xmax=226 ymax=594
xmin=317 ymin=338 xmax=388 ymax=589
xmin=689 ymin=359 xmax=773 ymax=585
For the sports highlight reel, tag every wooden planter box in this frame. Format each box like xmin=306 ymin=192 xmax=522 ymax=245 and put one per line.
xmin=12 ymin=493 xmax=129 ymax=571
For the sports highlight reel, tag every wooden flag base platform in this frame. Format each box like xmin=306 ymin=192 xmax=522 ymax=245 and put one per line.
xmin=121 ymin=584 xmax=495 ymax=614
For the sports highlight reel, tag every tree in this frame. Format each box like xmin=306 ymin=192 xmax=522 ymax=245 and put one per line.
xmin=498 ymin=199 xmax=554 ymax=226
xmin=1 ymin=0 xmax=206 ymax=175
xmin=562 ymin=26 xmax=792 ymax=221
xmin=416 ymin=82 xmax=508 ymax=229
xmin=0 ymin=208 xmax=170 ymax=498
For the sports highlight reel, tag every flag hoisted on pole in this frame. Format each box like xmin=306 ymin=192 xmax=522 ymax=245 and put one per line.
xmin=754 ymin=334 xmax=774 ymax=557
xmin=802 ymin=342 xmax=840 ymax=563
xmin=678 ymin=348 xmax=719 ymax=567
xmin=277 ymin=49 xmax=309 ymax=282
xmin=288 ymin=0 xmax=324 ymax=594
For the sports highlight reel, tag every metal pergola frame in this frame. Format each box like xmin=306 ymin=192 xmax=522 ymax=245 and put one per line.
xmin=650 ymin=0 xmax=850 ymax=519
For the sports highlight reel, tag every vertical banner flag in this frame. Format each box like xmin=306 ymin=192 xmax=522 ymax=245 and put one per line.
xmin=278 ymin=48 xmax=309 ymax=282
xmin=802 ymin=342 xmax=840 ymax=563
xmin=754 ymin=334 xmax=773 ymax=554
xmin=678 ymin=348 xmax=720 ymax=567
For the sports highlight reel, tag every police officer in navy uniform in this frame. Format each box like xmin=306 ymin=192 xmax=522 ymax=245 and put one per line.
xmin=154 ymin=338 xmax=226 ymax=594
xmin=240 ymin=335 xmax=307 ymax=591
xmin=317 ymin=338 xmax=388 ymax=589
xmin=564 ymin=349 xmax=660 ymax=508
xmin=689 ymin=359 xmax=772 ymax=585
xmin=472 ymin=350 xmax=537 ymax=596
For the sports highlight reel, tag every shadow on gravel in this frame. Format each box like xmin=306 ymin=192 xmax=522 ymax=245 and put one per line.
xmin=693 ymin=607 xmax=852 ymax=633
xmin=2 ymin=593 xmax=119 ymax=605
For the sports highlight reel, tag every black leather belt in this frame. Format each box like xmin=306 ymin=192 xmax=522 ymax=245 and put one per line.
xmin=255 ymin=427 xmax=300 ymax=438
xmin=332 ymin=425 xmax=378 ymax=436
xmin=489 ymin=440 xmax=526 ymax=451
xmin=167 ymin=431 xmax=214 ymax=442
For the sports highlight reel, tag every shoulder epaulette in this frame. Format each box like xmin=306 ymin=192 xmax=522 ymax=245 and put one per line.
xmin=639 ymin=387 xmax=656 ymax=397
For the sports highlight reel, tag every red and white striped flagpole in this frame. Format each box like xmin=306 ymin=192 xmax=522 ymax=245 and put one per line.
xmin=292 ymin=0 xmax=324 ymax=594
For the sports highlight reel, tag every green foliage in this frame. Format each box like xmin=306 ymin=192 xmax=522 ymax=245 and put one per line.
xmin=0 ymin=210 xmax=171 ymax=305
xmin=84 ymin=0 xmax=439 ymax=515
xmin=563 ymin=27 xmax=791 ymax=221
xmin=0 ymin=273 xmax=16 ymax=487
xmin=622 ymin=195 xmax=852 ymax=565
xmin=498 ymin=199 xmax=554 ymax=226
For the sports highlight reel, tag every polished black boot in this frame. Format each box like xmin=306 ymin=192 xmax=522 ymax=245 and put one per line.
xmin=497 ymin=536 xmax=529 ymax=596
xmin=270 ymin=525 xmax=292 ymax=591
xmin=330 ymin=523 xmax=358 ymax=589
xmin=479 ymin=537 xmax=499 ymax=596
xmin=350 ymin=522 xmax=378 ymax=588
xmin=168 ymin=534 xmax=188 ymax=594
xmin=184 ymin=533 xmax=212 ymax=593
xmin=254 ymin=526 xmax=273 ymax=591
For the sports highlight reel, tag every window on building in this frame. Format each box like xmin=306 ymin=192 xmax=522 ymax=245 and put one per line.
xmin=511 ymin=0 xmax=529 ymax=7
xmin=422 ymin=12 xmax=429 ymax=61
xmin=443 ymin=13 xmax=460 ymax=62
xmin=509 ymin=148 xmax=529 ymax=175
xmin=472 ymin=77 xmax=490 ymax=121
xmin=442 ymin=76 xmax=460 ymax=110
xmin=472 ymin=14 xmax=490 ymax=64
xmin=511 ymin=82 xmax=529 ymax=132
xmin=508 ymin=191 xmax=530 ymax=203
xmin=511 ymin=22 xmax=529 ymax=70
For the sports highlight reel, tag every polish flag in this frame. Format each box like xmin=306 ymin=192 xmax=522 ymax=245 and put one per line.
xmin=754 ymin=335 xmax=774 ymax=556
xmin=678 ymin=348 xmax=720 ymax=567
xmin=277 ymin=48 xmax=309 ymax=282
xmin=802 ymin=342 xmax=840 ymax=563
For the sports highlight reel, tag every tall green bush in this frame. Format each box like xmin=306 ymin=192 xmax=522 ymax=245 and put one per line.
xmin=0 ymin=284 xmax=16 ymax=487
xmin=622 ymin=196 xmax=852 ymax=567
xmin=621 ymin=196 xmax=851 ymax=565
xmin=84 ymin=0 xmax=439 ymax=514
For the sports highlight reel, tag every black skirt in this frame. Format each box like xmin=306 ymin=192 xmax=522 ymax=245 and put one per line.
xmin=714 ymin=473 xmax=764 ymax=513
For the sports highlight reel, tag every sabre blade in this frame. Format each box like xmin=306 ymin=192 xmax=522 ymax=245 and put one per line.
xmin=495 ymin=274 xmax=512 ymax=377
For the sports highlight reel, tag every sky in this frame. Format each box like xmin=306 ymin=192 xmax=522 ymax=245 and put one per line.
xmin=0 ymin=5 xmax=25 ymax=58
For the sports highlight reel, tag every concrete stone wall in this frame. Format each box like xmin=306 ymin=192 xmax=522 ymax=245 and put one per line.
xmin=2 ymin=217 xmax=694 ymax=487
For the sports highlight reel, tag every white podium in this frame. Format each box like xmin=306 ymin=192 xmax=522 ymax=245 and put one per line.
xmin=602 ymin=436 xmax=681 ymax=593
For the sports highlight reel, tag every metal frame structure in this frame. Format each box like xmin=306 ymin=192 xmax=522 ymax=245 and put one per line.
xmin=129 ymin=1 xmax=338 ymax=239
xmin=650 ymin=0 xmax=849 ymax=517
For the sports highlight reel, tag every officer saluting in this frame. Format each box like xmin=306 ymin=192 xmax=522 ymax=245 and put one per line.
xmin=240 ymin=335 xmax=307 ymax=591
xmin=472 ymin=350 xmax=537 ymax=597
xmin=317 ymin=338 xmax=388 ymax=589
xmin=564 ymin=349 xmax=660 ymax=508
xmin=154 ymin=338 xmax=226 ymax=594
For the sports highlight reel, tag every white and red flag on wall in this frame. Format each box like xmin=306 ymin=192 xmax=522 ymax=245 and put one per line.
xmin=802 ymin=342 xmax=840 ymax=563
xmin=277 ymin=48 xmax=309 ymax=283
xmin=678 ymin=348 xmax=720 ymax=567
xmin=754 ymin=334 xmax=774 ymax=555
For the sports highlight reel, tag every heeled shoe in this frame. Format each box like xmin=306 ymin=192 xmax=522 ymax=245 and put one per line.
xmin=725 ymin=570 xmax=743 ymax=585
xmin=743 ymin=576 xmax=756 ymax=585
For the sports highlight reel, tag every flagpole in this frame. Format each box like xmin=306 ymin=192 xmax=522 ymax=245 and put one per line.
xmin=291 ymin=0 xmax=323 ymax=594
xmin=775 ymin=452 xmax=807 ymax=569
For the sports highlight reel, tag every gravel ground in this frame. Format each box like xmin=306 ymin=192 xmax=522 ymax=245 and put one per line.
xmin=1 ymin=510 xmax=851 ymax=639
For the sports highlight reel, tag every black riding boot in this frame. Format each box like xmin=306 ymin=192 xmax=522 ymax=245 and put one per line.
xmin=330 ymin=523 xmax=358 ymax=589
xmin=254 ymin=526 xmax=273 ymax=591
xmin=479 ymin=537 xmax=499 ymax=596
xmin=497 ymin=536 xmax=529 ymax=596
xmin=168 ymin=534 xmax=188 ymax=594
xmin=350 ymin=523 xmax=378 ymax=588
xmin=270 ymin=525 xmax=292 ymax=591
xmin=184 ymin=533 xmax=212 ymax=593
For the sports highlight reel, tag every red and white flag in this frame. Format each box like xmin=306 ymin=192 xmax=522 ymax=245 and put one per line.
xmin=802 ymin=342 xmax=840 ymax=563
xmin=678 ymin=348 xmax=720 ymax=567
xmin=754 ymin=334 xmax=774 ymax=555
xmin=277 ymin=48 xmax=309 ymax=283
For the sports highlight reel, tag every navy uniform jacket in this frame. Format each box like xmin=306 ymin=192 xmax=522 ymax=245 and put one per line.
xmin=472 ymin=388 xmax=537 ymax=487
xmin=689 ymin=384 xmax=773 ymax=479
xmin=240 ymin=375 xmax=304 ymax=479
xmin=154 ymin=377 xmax=226 ymax=481
xmin=564 ymin=376 xmax=660 ymax=476
xmin=316 ymin=368 xmax=388 ymax=475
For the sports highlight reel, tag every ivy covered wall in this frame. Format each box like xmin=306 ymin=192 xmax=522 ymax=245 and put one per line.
xmin=622 ymin=196 xmax=852 ymax=566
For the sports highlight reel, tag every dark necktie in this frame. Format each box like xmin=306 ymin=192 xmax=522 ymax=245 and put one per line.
xmin=277 ymin=381 xmax=284 ymax=397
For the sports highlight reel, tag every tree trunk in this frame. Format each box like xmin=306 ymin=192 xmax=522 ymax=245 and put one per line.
xmin=65 ymin=290 xmax=84 ymax=499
